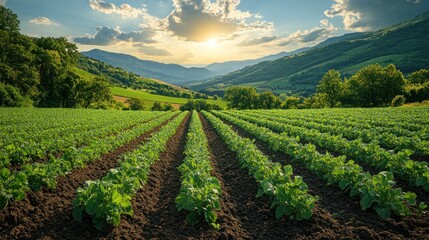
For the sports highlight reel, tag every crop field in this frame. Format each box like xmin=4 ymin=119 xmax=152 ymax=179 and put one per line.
xmin=1 ymin=107 xmax=429 ymax=239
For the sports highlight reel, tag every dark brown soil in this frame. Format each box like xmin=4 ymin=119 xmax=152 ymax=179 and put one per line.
xmin=0 ymin=114 xmax=177 ymax=240
xmin=220 ymin=117 xmax=429 ymax=239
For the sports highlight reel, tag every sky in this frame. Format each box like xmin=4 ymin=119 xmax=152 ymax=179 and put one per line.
xmin=3 ymin=0 xmax=429 ymax=66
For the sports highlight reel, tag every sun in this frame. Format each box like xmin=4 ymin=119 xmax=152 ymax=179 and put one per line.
xmin=205 ymin=38 xmax=218 ymax=48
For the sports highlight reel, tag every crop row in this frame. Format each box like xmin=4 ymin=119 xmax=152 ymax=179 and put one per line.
xmin=0 ymin=112 xmax=165 ymax=168
xmin=203 ymin=111 xmax=318 ymax=220
xmin=0 ymin=112 xmax=177 ymax=209
xmin=230 ymin=111 xmax=429 ymax=192
xmin=247 ymin=110 xmax=429 ymax=156
xmin=254 ymin=109 xmax=428 ymax=140
xmin=72 ymin=112 xmax=187 ymax=229
xmin=211 ymin=111 xmax=424 ymax=219
xmin=176 ymin=111 xmax=222 ymax=229
xmin=0 ymin=108 xmax=151 ymax=137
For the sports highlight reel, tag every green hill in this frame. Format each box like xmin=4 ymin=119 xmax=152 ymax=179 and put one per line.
xmin=111 ymin=87 xmax=227 ymax=109
xmin=72 ymin=66 xmax=227 ymax=109
xmin=193 ymin=11 xmax=429 ymax=96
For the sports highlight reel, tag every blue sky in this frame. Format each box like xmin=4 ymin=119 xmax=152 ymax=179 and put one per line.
xmin=3 ymin=0 xmax=429 ymax=65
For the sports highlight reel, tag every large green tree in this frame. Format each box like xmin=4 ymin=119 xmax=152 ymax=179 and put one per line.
xmin=316 ymin=69 xmax=343 ymax=107
xmin=343 ymin=64 xmax=405 ymax=107
xmin=408 ymin=69 xmax=429 ymax=84
xmin=224 ymin=86 xmax=259 ymax=109
xmin=0 ymin=5 xmax=19 ymax=32
xmin=257 ymin=91 xmax=282 ymax=109
xmin=405 ymin=69 xmax=429 ymax=102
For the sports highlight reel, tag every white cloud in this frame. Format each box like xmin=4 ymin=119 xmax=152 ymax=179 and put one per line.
xmin=0 ymin=0 xmax=6 ymax=6
xmin=29 ymin=17 xmax=57 ymax=26
xmin=162 ymin=0 xmax=273 ymax=42
xmin=325 ymin=0 xmax=429 ymax=31
xmin=74 ymin=26 xmax=157 ymax=45
xmin=89 ymin=0 xmax=146 ymax=19
xmin=278 ymin=20 xmax=337 ymax=46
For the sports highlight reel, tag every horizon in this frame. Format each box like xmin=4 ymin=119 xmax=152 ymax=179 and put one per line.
xmin=3 ymin=0 xmax=429 ymax=65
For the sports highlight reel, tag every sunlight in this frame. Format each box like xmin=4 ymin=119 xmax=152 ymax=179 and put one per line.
xmin=205 ymin=38 xmax=218 ymax=48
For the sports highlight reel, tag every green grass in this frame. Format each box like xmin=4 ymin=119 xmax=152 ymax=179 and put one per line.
xmin=73 ymin=67 xmax=97 ymax=81
xmin=340 ymin=54 xmax=408 ymax=74
xmin=111 ymin=87 xmax=227 ymax=108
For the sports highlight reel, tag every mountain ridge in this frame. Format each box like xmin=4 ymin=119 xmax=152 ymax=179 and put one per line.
xmin=192 ymin=10 xmax=429 ymax=96
xmin=81 ymin=49 xmax=219 ymax=85
xmin=205 ymin=47 xmax=311 ymax=75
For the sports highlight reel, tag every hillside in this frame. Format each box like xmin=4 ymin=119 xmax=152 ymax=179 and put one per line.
xmin=205 ymin=47 xmax=310 ymax=75
xmin=111 ymin=86 xmax=227 ymax=109
xmin=77 ymin=55 xmax=195 ymax=96
xmin=81 ymin=49 xmax=218 ymax=85
xmin=193 ymin=11 xmax=429 ymax=96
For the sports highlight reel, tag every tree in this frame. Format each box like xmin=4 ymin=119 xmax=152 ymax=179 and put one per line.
xmin=151 ymin=101 xmax=163 ymax=111
xmin=0 ymin=5 xmax=20 ymax=32
xmin=163 ymin=103 xmax=174 ymax=111
xmin=0 ymin=82 xmax=32 ymax=107
xmin=128 ymin=98 xmax=146 ymax=110
xmin=257 ymin=91 xmax=281 ymax=109
xmin=343 ymin=64 xmax=405 ymax=107
xmin=303 ymin=93 xmax=329 ymax=109
xmin=317 ymin=69 xmax=343 ymax=107
xmin=408 ymin=69 xmax=429 ymax=84
xmin=391 ymin=95 xmax=406 ymax=107
xmin=76 ymin=77 xmax=113 ymax=108
xmin=282 ymin=96 xmax=301 ymax=109
xmin=224 ymin=86 xmax=258 ymax=109
xmin=179 ymin=99 xmax=221 ymax=111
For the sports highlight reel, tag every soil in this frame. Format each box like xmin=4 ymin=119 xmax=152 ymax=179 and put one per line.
xmin=0 ymin=113 xmax=177 ymax=239
xmin=220 ymin=117 xmax=429 ymax=239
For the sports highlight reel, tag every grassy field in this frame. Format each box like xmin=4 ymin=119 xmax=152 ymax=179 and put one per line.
xmin=111 ymin=86 xmax=227 ymax=109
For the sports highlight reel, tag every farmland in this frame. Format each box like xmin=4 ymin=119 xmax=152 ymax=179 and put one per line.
xmin=111 ymin=87 xmax=228 ymax=109
xmin=1 ymin=107 xmax=429 ymax=239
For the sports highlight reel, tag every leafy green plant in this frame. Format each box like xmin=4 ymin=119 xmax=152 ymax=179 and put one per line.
xmin=176 ymin=111 xmax=221 ymax=229
xmin=212 ymin=110 xmax=419 ymax=219
xmin=203 ymin=111 xmax=318 ymax=221
xmin=72 ymin=112 xmax=187 ymax=229
xmin=0 ymin=169 xmax=28 ymax=209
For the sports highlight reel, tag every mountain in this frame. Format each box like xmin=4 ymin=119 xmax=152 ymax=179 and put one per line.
xmin=205 ymin=47 xmax=310 ymax=75
xmin=193 ymin=11 xmax=429 ymax=96
xmin=81 ymin=49 xmax=218 ymax=85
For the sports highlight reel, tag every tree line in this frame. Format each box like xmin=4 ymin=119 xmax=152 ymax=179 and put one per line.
xmin=224 ymin=64 xmax=429 ymax=109
xmin=0 ymin=6 xmax=112 ymax=108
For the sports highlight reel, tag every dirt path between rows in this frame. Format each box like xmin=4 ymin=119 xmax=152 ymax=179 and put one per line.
xmin=220 ymin=116 xmax=429 ymax=239
xmin=0 ymin=114 xmax=178 ymax=239
xmin=200 ymin=113 xmax=342 ymax=239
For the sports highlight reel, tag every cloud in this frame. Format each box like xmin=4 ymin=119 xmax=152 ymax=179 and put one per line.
xmin=163 ymin=0 xmax=273 ymax=42
xmin=29 ymin=17 xmax=57 ymax=26
xmin=89 ymin=0 xmax=146 ymax=19
xmin=325 ymin=0 xmax=429 ymax=31
xmin=238 ymin=36 xmax=277 ymax=46
xmin=73 ymin=26 xmax=156 ymax=45
xmin=134 ymin=44 xmax=171 ymax=56
xmin=0 ymin=0 xmax=6 ymax=6
xmin=278 ymin=19 xmax=337 ymax=46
